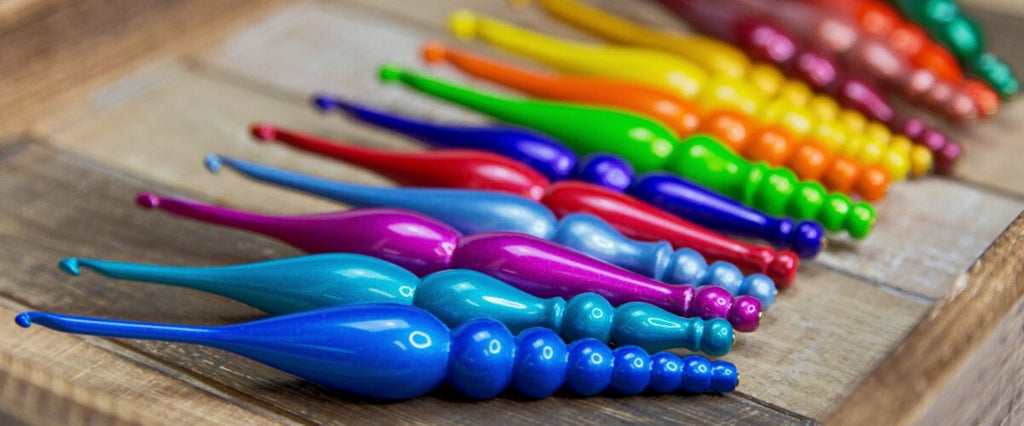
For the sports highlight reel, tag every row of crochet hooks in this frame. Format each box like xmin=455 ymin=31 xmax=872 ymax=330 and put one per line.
xmin=14 ymin=0 xmax=1014 ymax=403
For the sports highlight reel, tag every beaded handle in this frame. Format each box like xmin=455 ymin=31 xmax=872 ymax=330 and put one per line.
xmin=59 ymin=255 xmax=735 ymax=355
xmin=892 ymin=0 xmax=1019 ymax=98
xmin=16 ymin=305 xmax=738 ymax=400
xmin=139 ymin=192 xmax=766 ymax=327
xmin=202 ymin=155 xmax=785 ymax=296
xmin=424 ymin=41 xmax=889 ymax=199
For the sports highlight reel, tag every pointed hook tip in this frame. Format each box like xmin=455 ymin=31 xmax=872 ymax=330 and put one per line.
xmin=59 ymin=258 xmax=82 ymax=276
xmin=250 ymin=123 xmax=278 ymax=142
xmin=421 ymin=41 xmax=447 ymax=64
xmin=378 ymin=64 xmax=404 ymax=83
xmin=311 ymin=93 xmax=341 ymax=112
xmin=448 ymin=9 xmax=479 ymax=40
xmin=15 ymin=312 xmax=33 ymax=328
xmin=135 ymin=192 xmax=161 ymax=209
xmin=204 ymin=154 xmax=224 ymax=174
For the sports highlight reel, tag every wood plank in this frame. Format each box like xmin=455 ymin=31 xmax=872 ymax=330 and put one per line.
xmin=726 ymin=266 xmax=928 ymax=418
xmin=45 ymin=44 xmax=931 ymax=420
xmin=345 ymin=0 xmax=1024 ymax=201
xmin=0 ymin=143 xmax=806 ymax=424
xmin=0 ymin=0 xmax=285 ymax=139
xmin=0 ymin=144 xmax=295 ymax=425
xmin=943 ymin=7 xmax=1024 ymax=198
xmin=828 ymin=213 xmax=1024 ymax=425
xmin=193 ymin=1 xmax=1024 ymax=299
xmin=911 ymin=295 xmax=1024 ymax=425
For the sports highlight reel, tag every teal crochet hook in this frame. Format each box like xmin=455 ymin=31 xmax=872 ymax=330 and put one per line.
xmin=60 ymin=254 xmax=734 ymax=355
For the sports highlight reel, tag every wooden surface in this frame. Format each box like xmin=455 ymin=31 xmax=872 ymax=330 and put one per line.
xmin=0 ymin=0 xmax=1022 ymax=424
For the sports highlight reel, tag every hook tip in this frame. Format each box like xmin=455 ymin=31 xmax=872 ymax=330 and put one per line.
xmin=378 ymin=64 xmax=403 ymax=83
xmin=135 ymin=192 xmax=161 ymax=209
xmin=311 ymin=94 xmax=340 ymax=112
xmin=15 ymin=312 xmax=33 ymax=328
xmin=421 ymin=41 xmax=447 ymax=63
xmin=59 ymin=258 xmax=82 ymax=276
xmin=204 ymin=154 xmax=224 ymax=174
xmin=250 ymin=123 xmax=277 ymax=142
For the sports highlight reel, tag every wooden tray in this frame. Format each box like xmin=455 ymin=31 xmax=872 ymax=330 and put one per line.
xmin=0 ymin=1 xmax=1021 ymax=424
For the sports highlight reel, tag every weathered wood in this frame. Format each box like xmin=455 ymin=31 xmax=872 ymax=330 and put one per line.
xmin=4 ymin=0 xmax=1024 ymax=423
xmin=45 ymin=44 xmax=931 ymax=421
xmin=943 ymin=7 xmax=1024 ymax=199
xmin=191 ymin=1 xmax=1024 ymax=300
xmin=912 ymin=295 xmax=1024 ymax=425
xmin=828 ymin=213 xmax=1024 ymax=425
xmin=0 ymin=0 xmax=284 ymax=139
xmin=0 ymin=142 xmax=806 ymax=424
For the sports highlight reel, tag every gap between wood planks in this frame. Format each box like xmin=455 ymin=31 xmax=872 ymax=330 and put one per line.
xmin=828 ymin=213 xmax=1024 ymax=424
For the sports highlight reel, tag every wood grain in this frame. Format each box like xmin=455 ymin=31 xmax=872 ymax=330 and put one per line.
xmin=0 ymin=0 xmax=284 ymax=139
xmin=0 ymin=142 xmax=805 ymax=425
xmin=192 ymin=1 xmax=1024 ymax=300
xmin=912 ymin=295 xmax=1024 ymax=425
xmin=828 ymin=213 xmax=1024 ymax=425
xmin=3 ymin=0 xmax=1024 ymax=423
xmin=44 ymin=21 xmax=930 ymax=420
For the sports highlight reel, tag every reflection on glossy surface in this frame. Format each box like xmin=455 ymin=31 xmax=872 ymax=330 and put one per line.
xmin=204 ymin=154 xmax=559 ymax=239
xmin=136 ymin=193 xmax=457 ymax=276
xmin=140 ymin=191 xmax=762 ymax=330
xmin=544 ymin=181 xmax=798 ymax=286
xmin=314 ymin=95 xmax=576 ymax=182
xmin=198 ymin=157 xmax=778 ymax=298
xmin=61 ymin=255 xmax=733 ymax=354
xmin=377 ymin=66 xmax=872 ymax=238
xmin=17 ymin=304 xmax=738 ymax=399
xmin=452 ymin=232 xmax=762 ymax=332
xmin=250 ymin=123 xmax=548 ymax=200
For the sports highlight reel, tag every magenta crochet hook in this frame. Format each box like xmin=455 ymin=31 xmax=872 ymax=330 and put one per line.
xmin=138 ymin=193 xmax=762 ymax=331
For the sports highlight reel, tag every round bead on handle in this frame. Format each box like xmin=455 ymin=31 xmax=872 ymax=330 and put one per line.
xmin=376 ymin=66 xmax=874 ymax=238
xmin=296 ymin=99 xmax=825 ymax=250
xmin=655 ymin=0 xmax=960 ymax=174
xmin=543 ymin=181 xmax=799 ymax=286
xmin=313 ymin=95 xmax=577 ymax=181
xmin=451 ymin=232 xmax=762 ymax=332
xmin=424 ymin=41 xmax=891 ymax=198
xmin=892 ymin=0 xmax=1019 ymax=98
xmin=449 ymin=7 xmax=944 ymax=176
xmin=140 ymin=193 xmax=763 ymax=330
xmin=250 ymin=123 xmax=548 ymax=200
xmin=59 ymin=255 xmax=734 ymax=355
xmin=15 ymin=304 xmax=738 ymax=400
xmin=810 ymin=0 xmax=965 ymax=83
xmin=667 ymin=135 xmax=875 ymax=238
xmin=200 ymin=155 xmax=787 ymax=293
xmin=574 ymin=154 xmax=823 ymax=257
xmin=728 ymin=0 xmax=995 ymax=119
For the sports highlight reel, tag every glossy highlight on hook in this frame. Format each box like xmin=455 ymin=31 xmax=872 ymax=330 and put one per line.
xmin=198 ymin=154 xmax=788 ymax=294
xmin=15 ymin=304 xmax=738 ymax=399
xmin=59 ymin=255 xmax=735 ymax=355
